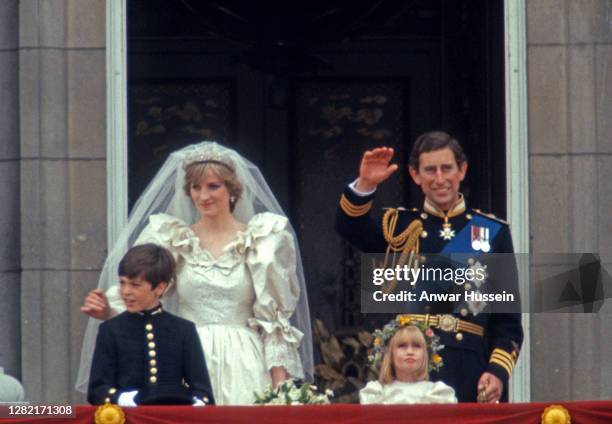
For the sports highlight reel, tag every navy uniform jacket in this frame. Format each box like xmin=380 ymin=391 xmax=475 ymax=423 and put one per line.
xmin=88 ymin=305 xmax=215 ymax=405
xmin=336 ymin=186 xmax=523 ymax=402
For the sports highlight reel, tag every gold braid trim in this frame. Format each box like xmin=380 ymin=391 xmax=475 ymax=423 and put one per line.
xmin=340 ymin=194 xmax=373 ymax=217
xmin=490 ymin=356 xmax=513 ymax=377
xmin=490 ymin=348 xmax=516 ymax=377
xmin=381 ymin=209 xmax=423 ymax=294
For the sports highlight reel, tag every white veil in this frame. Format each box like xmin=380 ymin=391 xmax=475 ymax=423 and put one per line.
xmin=76 ymin=141 xmax=314 ymax=393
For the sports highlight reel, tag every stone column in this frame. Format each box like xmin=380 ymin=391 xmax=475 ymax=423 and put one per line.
xmin=527 ymin=0 xmax=612 ymax=400
xmin=19 ymin=0 xmax=106 ymax=403
xmin=0 ymin=0 xmax=21 ymax=381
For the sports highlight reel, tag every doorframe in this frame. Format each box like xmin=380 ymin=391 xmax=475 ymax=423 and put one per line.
xmin=105 ymin=0 xmax=531 ymax=402
xmin=504 ymin=0 xmax=530 ymax=403
xmin=106 ymin=0 xmax=128 ymax=248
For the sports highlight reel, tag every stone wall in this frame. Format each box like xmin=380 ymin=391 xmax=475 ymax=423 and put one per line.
xmin=527 ymin=0 xmax=612 ymax=400
xmin=18 ymin=0 xmax=106 ymax=403
xmin=0 ymin=0 xmax=21 ymax=382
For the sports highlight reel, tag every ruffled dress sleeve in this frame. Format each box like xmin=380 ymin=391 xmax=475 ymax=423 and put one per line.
xmin=245 ymin=212 xmax=305 ymax=379
xmin=422 ymin=381 xmax=458 ymax=404
xmin=359 ymin=381 xmax=384 ymax=404
xmin=105 ymin=213 xmax=194 ymax=314
xmin=105 ymin=285 xmax=125 ymax=315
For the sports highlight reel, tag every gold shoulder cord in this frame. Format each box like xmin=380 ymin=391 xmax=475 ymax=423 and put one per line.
xmin=381 ymin=209 xmax=423 ymax=294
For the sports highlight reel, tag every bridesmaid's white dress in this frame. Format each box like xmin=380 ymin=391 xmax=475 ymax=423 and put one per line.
xmin=359 ymin=380 xmax=457 ymax=404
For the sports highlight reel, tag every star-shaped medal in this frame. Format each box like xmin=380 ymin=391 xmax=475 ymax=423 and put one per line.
xmin=439 ymin=223 xmax=455 ymax=240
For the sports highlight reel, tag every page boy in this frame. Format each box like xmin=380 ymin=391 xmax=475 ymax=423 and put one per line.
xmin=87 ymin=243 xmax=215 ymax=406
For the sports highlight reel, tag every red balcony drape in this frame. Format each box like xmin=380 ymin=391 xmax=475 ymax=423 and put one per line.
xmin=3 ymin=401 xmax=612 ymax=424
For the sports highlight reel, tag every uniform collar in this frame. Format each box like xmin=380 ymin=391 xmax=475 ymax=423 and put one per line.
xmin=137 ymin=304 xmax=163 ymax=317
xmin=423 ymin=194 xmax=466 ymax=219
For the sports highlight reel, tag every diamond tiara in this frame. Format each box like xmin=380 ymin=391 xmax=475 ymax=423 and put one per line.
xmin=182 ymin=146 xmax=236 ymax=171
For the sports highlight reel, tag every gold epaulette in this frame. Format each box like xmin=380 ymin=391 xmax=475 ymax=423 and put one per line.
xmin=489 ymin=348 xmax=517 ymax=377
xmin=472 ymin=209 xmax=508 ymax=225
xmin=339 ymin=194 xmax=373 ymax=217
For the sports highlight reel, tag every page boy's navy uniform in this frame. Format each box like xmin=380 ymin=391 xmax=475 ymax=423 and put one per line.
xmin=88 ymin=305 xmax=215 ymax=405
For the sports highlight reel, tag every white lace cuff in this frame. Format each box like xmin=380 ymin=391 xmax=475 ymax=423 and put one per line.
xmin=264 ymin=331 xmax=304 ymax=379
xmin=248 ymin=313 xmax=303 ymax=346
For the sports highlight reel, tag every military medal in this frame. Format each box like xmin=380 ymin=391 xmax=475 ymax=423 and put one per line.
xmin=482 ymin=240 xmax=491 ymax=252
xmin=439 ymin=220 xmax=455 ymax=240
xmin=423 ymin=195 xmax=465 ymax=241
xmin=471 ymin=225 xmax=491 ymax=252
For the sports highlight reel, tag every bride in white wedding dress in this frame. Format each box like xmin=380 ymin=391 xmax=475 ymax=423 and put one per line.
xmin=76 ymin=142 xmax=313 ymax=405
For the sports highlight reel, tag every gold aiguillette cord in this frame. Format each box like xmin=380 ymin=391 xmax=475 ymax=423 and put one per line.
xmin=380 ymin=209 xmax=423 ymax=294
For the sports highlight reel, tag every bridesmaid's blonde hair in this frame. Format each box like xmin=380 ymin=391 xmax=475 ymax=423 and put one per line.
xmin=379 ymin=326 xmax=429 ymax=384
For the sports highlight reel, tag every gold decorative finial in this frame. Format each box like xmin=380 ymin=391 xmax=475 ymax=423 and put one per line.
xmin=541 ymin=404 xmax=571 ymax=424
xmin=95 ymin=402 xmax=126 ymax=424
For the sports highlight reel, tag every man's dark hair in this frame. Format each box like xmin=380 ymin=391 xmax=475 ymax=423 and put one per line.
xmin=408 ymin=131 xmax=467 ymax=169
xmin=118 ymin=244 xmax=176 ymax=289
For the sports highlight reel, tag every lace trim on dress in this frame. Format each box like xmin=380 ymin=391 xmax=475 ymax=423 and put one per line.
xmin=263 ymin=330 xmax=305 ymax=379
xmin=247 ymin=313 xmax=303 ymax=346
xmin=148 ymin=212 xmax=288 ymax=273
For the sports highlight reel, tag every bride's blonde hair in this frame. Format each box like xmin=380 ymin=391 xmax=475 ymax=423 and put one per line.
xmin=183 ymin=161 xmax=243 ymax=212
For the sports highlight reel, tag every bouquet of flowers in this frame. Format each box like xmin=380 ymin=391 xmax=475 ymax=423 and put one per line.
xmin=254 ymin=379 xmax=333 ymax=405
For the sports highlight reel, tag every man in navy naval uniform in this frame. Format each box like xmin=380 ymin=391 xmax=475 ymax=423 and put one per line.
xmin=88 ymin=244 xmax=215 ymax=406
xmin=336 ymin=131 xmax=523 ymax=403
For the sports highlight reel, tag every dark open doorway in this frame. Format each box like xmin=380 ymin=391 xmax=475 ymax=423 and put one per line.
xmin=126 ymin=0 xmax=505 ymax=345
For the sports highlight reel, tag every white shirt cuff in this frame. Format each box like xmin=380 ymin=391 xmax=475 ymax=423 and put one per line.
xmin=349 ymin=179 xmax=377 ymax=196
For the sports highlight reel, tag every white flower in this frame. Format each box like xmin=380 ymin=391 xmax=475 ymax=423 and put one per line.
xmin=253 ymin=378 xmax=333 ymax=405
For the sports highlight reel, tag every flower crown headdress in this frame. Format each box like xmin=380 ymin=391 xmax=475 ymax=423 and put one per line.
xmin=369 ymin=314 xmax=445 ymax=373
